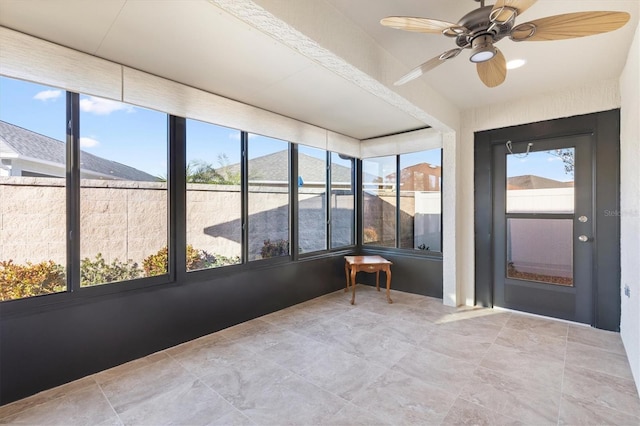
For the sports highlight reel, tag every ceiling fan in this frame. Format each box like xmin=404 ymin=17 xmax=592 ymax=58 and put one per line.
xmin=381 ymin=0 xmax=630 ymax=88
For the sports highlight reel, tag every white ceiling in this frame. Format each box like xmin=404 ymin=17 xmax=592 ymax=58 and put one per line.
xmin=325 ymin=0 xmax=639 ymax=110
xmin=0 ymin=0 xmax=637 ymax=141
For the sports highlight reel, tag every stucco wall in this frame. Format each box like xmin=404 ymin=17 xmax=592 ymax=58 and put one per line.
xmin=620 ymin=22 xmax=640 ymax=393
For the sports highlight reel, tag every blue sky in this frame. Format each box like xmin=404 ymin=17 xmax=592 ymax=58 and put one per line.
xmin=507 ymin=150 xmax=573 ymax=182
xmin=1 ymin=76 xmax=290 ymax=177
xmin=1 ymin=75 xmax=572 ymax=182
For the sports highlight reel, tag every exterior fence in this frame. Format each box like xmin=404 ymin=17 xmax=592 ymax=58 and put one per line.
xmin=1 ymin=179 xmax=571 ymax=272
xmin=0 ymin=178 xmax=355 ymax=265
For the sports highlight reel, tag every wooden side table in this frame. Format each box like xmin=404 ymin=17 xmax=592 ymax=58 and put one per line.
xmin=344 ymin=255 xmax=393 ymax=305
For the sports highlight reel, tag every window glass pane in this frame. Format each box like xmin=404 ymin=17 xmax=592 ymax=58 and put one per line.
xmin=79 ymin=95 xmax=167 ymax=286
xmin=298 ymin=146 xmax=327 ymax=253
xmin=330 ymin=153 xmax=354 ymax=248
xmin=186 ymin=119 xmax=242 ymax=271
xmin=363 ymin=156 xmax=396 ymax=247
xmin=399 ymin=149 xmax=442 ymax=252
xmin=248 ymin=135 xmax=289 ymax=260
xmin=0 ymin=76 xmax=66 ymax=301
xmin=507 ymin=148 xmax=574 ymax=213
xmin=507 ymin=218 xmax=573 ymax=286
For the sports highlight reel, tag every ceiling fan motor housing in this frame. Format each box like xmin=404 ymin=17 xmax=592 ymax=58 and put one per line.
xmin=454 ymin=5 xmax=515 ymax=48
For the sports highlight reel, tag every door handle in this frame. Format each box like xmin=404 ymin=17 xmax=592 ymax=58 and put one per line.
xmin=578 ymin=235 xmax=591 ymax=242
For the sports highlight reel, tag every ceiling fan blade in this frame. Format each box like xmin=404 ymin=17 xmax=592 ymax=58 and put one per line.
xmin=381 ymin=16 xmax=458 ymax=34
xmin=394 ymin=49 xmax=461 ymax=86
xmin=477 ymin=49 xmax=507 ymax=88
xmin=511 ymin=11 xmax=631 ymax=41
xmin=491 ymin=0 xmax=537 ymax=23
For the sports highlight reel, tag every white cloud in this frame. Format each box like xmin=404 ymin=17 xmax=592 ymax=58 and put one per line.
xmin=33 ymin=90 xmax=62 ymax=102
xmin=80 ymin=96 xmax=134 ymax=115
xmin=80 ymin=137 xmax=100 ymax=148
xmin=228 ymin=132 xmax=257 ymax=140
xmin=547 ymin=156 xmax=561 ymax=162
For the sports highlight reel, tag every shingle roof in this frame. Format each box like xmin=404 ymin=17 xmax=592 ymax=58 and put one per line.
xmin=0 ymin=120 xmax=157 ymax=181
xmin=507 ymin=174 xmax=574 ymax=190
xmin=222 ymin=150 xmax=353 ymax=183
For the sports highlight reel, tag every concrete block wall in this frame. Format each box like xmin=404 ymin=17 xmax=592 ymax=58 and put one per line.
xmin=0 ymin=178 xmax=356 ymax=266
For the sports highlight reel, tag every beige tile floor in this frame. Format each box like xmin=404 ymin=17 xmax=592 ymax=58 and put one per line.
xmin=1 ymin=285 xmax=639 ymax=425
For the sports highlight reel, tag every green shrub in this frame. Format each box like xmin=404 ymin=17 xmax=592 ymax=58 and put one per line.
xmin=0 ymin=260 xmax=65 ymax=301
xmin=143 ymin=246 xmax=170 ymax=276
xmin=260 ymin=239 xmax=289 ymax=258
xmin=80 ymin=253 xmax=141 ymax=286
xmin=203 ymin=253 xmax=241 ymax=268
xmin=363 ymin=227 xmax=379 ymax=243
xmin=144 ymin=245 xmax=240 ymax=274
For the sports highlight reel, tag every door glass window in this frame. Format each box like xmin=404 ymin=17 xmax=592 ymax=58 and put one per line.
xmin=506 ymin=148 xmax=575 ymax=213
xmin=506 ymin=218 xmax=574 ymax=286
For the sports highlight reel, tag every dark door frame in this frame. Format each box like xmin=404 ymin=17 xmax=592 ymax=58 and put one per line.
xmin=474 ymin=110 xmax=621 ymax=331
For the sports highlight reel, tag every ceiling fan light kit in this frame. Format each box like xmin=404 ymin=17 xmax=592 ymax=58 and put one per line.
xmin=469 ymin=35 xmax=497 ymax=63
xmin=381 ymin=0 xmax=631 ymax=88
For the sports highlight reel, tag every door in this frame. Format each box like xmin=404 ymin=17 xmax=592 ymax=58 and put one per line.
xmin=492 ymin=134 xmax=594 ymax=323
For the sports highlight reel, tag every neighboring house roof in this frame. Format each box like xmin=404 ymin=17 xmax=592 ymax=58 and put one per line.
xmin=507 ymin=174 xmax=574 ymax=190
xmin=221 ymin=150 xmax=353 ymax=183
xmin=0 ymin=120 xmax=157 ymax=181
xmin=386 ymin=162 xmax=442 ymax=191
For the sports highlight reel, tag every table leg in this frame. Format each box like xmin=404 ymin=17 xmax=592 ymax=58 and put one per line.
xmin=375 ymin=270 xmax=380 ymax=291
xmin=385 ymin=266 xmax=393 ymax=304
xmin=350 ymin=268 xmax=357 ymax=305
xmin=344 ymin=262 xmax=350 ymax=292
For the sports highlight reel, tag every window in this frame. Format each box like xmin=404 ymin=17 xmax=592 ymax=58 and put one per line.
xmin=1 ymin=74 xmax=363 ymax=303
xmin=298 ymin=146 xmax=327 ymax=253
xmin=362 ymin=149 xmax=442 ymax=252
xmin=186 ymin=119 xmax=242 ymax=271
xmin=330 ymin=152 xmax=355 ymax=249
xmin=0 ymin=76 xmax=67 ymax=301
xmin=363 ymin=156 xmax=396 ymax=247
xmin=79 ymin=95 xmax=168 ymax=286
xmin=248 ymin=135 xmax=289 ymax=260
xmin=399 ymin=149 xmax=442 ymax=252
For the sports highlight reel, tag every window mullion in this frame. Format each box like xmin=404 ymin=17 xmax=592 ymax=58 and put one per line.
xmin=66 ymin=92 xmax=80 ymax=292
xmin=395 ymin=154 xmax=401 ymax=249
xmin=241 ymin=132 xmax=249 ymax=263
xmin=169 ymin=115 xmax=186 ymax=281
xmin=326 ymin=151 xmax=331 ymax=251
xmin=290 ymin=143 xmax=299 ymax=261
xmin=356 ymin=158 xmax=363 ymax=248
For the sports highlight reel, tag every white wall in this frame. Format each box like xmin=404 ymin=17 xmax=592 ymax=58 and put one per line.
xmin=620 ymin=22 xmax=640 ymax=394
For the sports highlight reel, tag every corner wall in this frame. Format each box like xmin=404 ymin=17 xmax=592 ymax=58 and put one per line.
xmin=620 ymin=22 xmax=640 ymax=394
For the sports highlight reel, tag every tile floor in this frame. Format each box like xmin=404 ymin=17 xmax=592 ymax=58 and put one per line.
xmin=1 ymin=285 xmax=639 ymax=425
